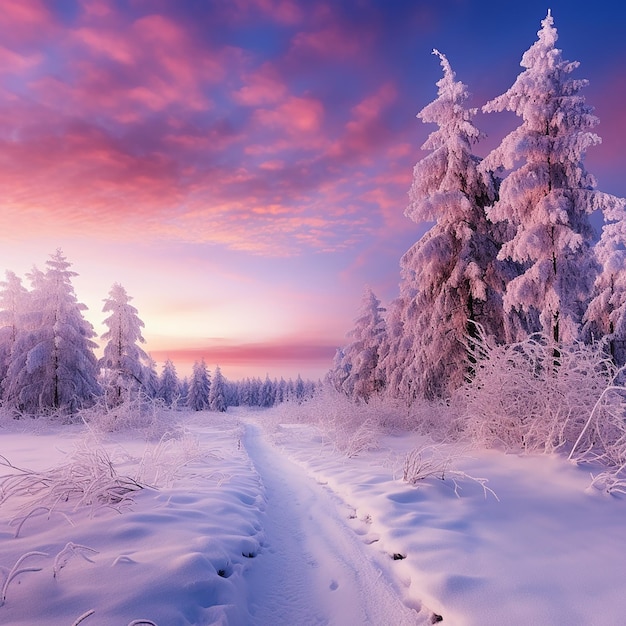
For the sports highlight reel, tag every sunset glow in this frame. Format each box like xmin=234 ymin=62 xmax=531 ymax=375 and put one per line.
xmin=1 ymin=0 xmax=624 ymax=380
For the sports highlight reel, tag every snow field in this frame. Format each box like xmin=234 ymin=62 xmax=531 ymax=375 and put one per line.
xmin=3 ymin=407 xmax=626 ymax=625
xmin=0 ymin=416 xmax=266 ymax=625
xmin=268 ymin=418 xmax=626 ymax=625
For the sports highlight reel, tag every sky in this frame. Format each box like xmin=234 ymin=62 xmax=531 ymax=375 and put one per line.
xmin=1 ymin=0 xmax=625 ymax=382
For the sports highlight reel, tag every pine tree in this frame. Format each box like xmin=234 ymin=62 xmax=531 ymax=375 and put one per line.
xmin=3 ymin=250 xmax=100 ymax=414
xmin=142 ymin=356 xmax=160 ymax=398
xmin=261 ymin=374 xmax=275 ymax=407
xmin=481 ymin=11 xmax=608 ymax=347
xmin=389 ymin=51 xmax=506 ymax=400
xmin=100 ymin=283 xmax=150 ymax=405
xmin=335 ymin=287 xmax=387 ymax=402
xmin=188 ymin=359 xmax=211 ymax=411
xmin=582 ymin=198 xmax=626 ymax=364
xmin=0 ymin=271 xmax=27 ymax=385
xmin=158 ymin=359 xmax=179 ymax=407
xmin=209 ymin=365 xmax=227 ymax=412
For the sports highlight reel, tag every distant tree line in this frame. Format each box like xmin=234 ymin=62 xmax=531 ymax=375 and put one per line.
xmin=328 ymin=12 xmax=626 ymax=404
xmin=0 ymin=249 xmax=317 ymax=415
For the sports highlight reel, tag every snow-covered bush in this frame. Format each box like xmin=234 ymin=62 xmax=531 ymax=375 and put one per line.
xmin=78 ymin=388 xmax=178 ymax=439
xmin=457 ymin=329 xmax=616 ymax=454
xmin=402 ymin=443 xmax=497 ymax=499
xmin=568 ymin=385 xmax=626 ymax=468
xmin=265 ymin=386 xmax=414 ymax=457
xmin=0 ymin=441 xmax=145 ymax=526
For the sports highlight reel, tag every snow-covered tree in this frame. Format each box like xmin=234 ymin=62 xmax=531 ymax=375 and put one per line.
xmin=209 ymin=365 xmax=227 ymax=412
xmin=3 ymin=250 xmax=100 ymax=414
xmin=334 ymin=287 xmax=387 ymax=402
xmin=158 ymin=359 xmax=179 ymax=407
xmin=261 ymin=375 xmax=275 ymax=407
xmin=188 ymin=359 xmax=211 ymax=411
xmin=141 ymin=356 xmax=160 ymax=399
xmin=583 ymin=198 xmax=626 ymax=365
xmin=0 ymin=271 xmax=27 ymax=384
xmin=100 ymin=283 xmax=150 ymax=405
xmin=385 ymin=50 xmax=507 ymax=400
xmin=481 ymin=11 xmax=607 ymax=347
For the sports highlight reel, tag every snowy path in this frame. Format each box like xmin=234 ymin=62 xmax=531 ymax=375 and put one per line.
xmin=241 ymin=422 xmax=423 ymax=626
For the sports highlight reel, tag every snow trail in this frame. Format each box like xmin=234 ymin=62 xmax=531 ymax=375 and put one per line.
xmin=242 ymin=422 xmax=423 ymax=625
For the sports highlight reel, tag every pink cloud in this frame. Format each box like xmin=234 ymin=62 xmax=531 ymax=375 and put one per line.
xmin=328 ymin=82 xmax=398 ymax=161
xmin=291 ymin=24 xmax=366 ymax=59
xmin=229 ymin=0 xmax=304 ymax=25
xmin=150 ymin=341 xmax=336 ymax=367
xmin=0 ymin=0 xmax=55 ymax=43
xmin=0 ymin=46 xmax=42 ymax=74
xmin=232 ymin=63 xmax=288 ymax=106
xmin=255 ymin=96 xmax=325 ymax=135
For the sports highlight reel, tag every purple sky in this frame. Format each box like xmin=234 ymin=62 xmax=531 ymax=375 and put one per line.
xmin=1 ymin=0 xmax=624 ymax=380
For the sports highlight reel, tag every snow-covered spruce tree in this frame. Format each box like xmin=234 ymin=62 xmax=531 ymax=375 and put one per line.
xmin=333 ymin=287 xmax=387 ymax=402
xmin=141 ymin=355 xmax=160 ymax=398
xmin=385 ymin=50 xmax=507 ymax=401
xmin=208 ymin=365 xmax=227 ymax=412
xmin=583 ymin=197 xmax=626 ymax=366
xmin=188 ymin=359 xmax=211 ymax=411
xmin=3 ymin=250 xmax=100 ymax=414
xmin=0 ymin=271 xmax=28 ymax=384
xmin=157 ymin=358 xmax=179 ymax=407
xmin=480 ymin=11 xmax=608 ymax=348
xmin=100 ymin=283 xmax=151 ymax=405
xmin=261 ymin=374 xmax=276 ymax=407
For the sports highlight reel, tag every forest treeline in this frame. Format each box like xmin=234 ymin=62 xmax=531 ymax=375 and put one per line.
xmin=328 ymin=12 xmax=626 ymax=404
xmin=0 ymin=251 xmax=317 ymax=416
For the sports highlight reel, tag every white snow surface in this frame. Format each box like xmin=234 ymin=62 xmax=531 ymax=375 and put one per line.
xmin=0 ymin=407 xmax=625 ymax=625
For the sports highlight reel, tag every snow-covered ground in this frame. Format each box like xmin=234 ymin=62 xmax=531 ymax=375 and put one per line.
xmin=1 ymin=407 xmax=625 ymax=625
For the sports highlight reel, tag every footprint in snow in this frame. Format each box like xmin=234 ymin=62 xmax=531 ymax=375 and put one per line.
xmin=329 ymin=580 xmax=339 ymax=591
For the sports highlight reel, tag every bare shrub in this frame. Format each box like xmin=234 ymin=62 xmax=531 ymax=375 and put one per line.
xmin=402 ymin=443 xmax=498 ymax=499
xmin=0 ymin=441 xmax=146 ymax=524
xmin=134 ymin=430 xmax=224 ymax=488
xmin=457 ymin=330 xmax=615 ymax=454
xmin=568 ymin=385 xmax=626 ymax=467
xmin=78 ymin=389 xmax=179 ymax=440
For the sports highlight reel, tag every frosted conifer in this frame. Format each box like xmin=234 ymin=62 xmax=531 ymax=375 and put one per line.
xmin=337 ymin=287 xmax=387 ymax=402
xmin=100 ymin=283 xmax=150 ymax=405
xmin=3 ymin=250 xmax=99 ymax=413
xmin=158 ymin=359 xmax=179 ymax=407
xmin=583 ymin=198 xmax=626 ymax=364
xmin=391 ymin=51 xmax=507 ymax=400
xmin=209 ymin=365 xmax=227 ymax=412
xmin=0 ymin=271 xmax=27 ymax=384
xmin=481 ymin=11 xmax=607 ymax=346
xmin=188 ymin=359 xmax=211 ymax=411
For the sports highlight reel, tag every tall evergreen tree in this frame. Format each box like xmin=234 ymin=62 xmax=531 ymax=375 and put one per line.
xmin=387 ymin=50 xmax=507 ymax=400
xmin=0 ymin=271 xmax=27 ymax=385
xmin=582 ymin=198 xmax=626 ymax=365
xmin=188 ymin=359 xmax=211 ymax=411
xmin=158 ymin=359 xmax=179 ymax=407
xmin=481 ymin=11 xmax=608 ymax=347
xmin=100 ymin=283 xmax=150 ymax=405
xmin=332 ymin=287 xmax=387 ymax=402
xmin=3 ymin=250 xmax=99 ymax=414
xmin=209 ymin=365 xmax=227 ymax=412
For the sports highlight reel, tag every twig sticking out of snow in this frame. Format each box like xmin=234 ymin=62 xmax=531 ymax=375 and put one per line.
xmin=53 ymin=542 xmax=98 ymax=578
xmin=0 ymin=551 xmax=48 ymax=606
xmin=402 ymin=444 xmax=499 ymax=500
xmin=11 ymin=506 xmax=75 ymax=538
xmin=71 ymin=609 xmax=96 ymax=626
